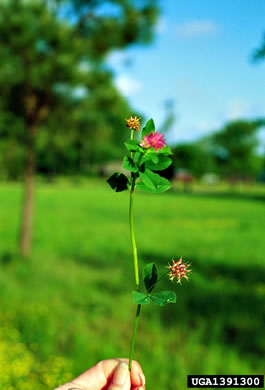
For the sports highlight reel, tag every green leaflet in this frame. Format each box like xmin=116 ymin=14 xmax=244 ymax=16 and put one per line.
xmin=123 ymin=156 xmax=138 ymax=172
xmin=159 ymin=145 xmax=173 ymax=155
xmin=125 ymin=140 xmax=142 ymax=152
xmin=145 ymin=155 xmax=172 ymax=171
xmin=143 ymin=263 xmax=158 ymax=292
xmin=138 ymin=169 xmax=171 ymax=193
xmin=132 ymin=291 xmax=150 ymax=304
xmin=107 ymin=172 xmax=129 ymax=192
xmin=150 ymin=291 xmax=176 ymax=306
xmin=141 ymin=118 xmax=155 ymax=139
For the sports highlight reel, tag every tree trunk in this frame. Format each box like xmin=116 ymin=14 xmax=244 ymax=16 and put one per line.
xmin=19 ymin=125 xmax=36 ymax=258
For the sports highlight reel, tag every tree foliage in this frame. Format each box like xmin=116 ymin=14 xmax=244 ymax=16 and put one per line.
xmin=213 ymin=120 xmax=263 ymax=179
xmin=173 ymin=142 xmax=216 ymax=177
xmin=0 ymin=0 xmax=159 ymax=256
xmin=172 ymin=119 xmax=265 ymax=180
xmin=0 ymin=0 xmax=159 ymax=178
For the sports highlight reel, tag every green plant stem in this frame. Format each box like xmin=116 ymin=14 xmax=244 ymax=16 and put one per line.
xmin=129 ymin=176 xmax=139 ymax=289
xmin=128 ymin=180 xmax=140 ymax=370
xmin=129 ymin=129 xmax=139 ymax=289
xmin=128 ymin=127 xmax=141 ymax=369
xmin=130 ymin=129 xmax=134 ymax=158
xmin=129 ymin=303 xmax=141 ymax=370
xmin=128 ymin=270 xmax=169 ymax=369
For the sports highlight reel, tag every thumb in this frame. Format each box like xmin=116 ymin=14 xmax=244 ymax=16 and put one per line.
xmin=108 ymin=362 xmax=131 ymax=390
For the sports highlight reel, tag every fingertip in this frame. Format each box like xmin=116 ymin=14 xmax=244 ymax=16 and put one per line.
xmin=108 ymin=362 xmax=130 ymax=390
xmin=139 ymin=372 xmax=145 ymax=386
xmin=130 ymin=360 xmax=145 ymax=387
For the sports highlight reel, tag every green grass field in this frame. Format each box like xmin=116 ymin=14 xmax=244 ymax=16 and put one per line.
xmin=1 ymin=179 xmax=265 ymax=389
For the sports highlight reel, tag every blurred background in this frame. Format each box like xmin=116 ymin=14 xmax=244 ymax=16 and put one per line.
xmin=0 ymin=0 xmax=265 ymax=389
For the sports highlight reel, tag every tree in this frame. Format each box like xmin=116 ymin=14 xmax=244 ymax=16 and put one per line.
xmin=173 ymin=142 xmax=216 ymax=178
xmin=0 ymin=0 xmax=159 ymax=257
xmin=213 ymin=120 xmax=263 ymax=180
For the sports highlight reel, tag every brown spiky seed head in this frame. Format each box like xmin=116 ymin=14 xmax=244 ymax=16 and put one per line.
xmin=168 ymin=257 xmax=191 ymax=284
xmin=125 ymin=115 xmax=141 ymax=132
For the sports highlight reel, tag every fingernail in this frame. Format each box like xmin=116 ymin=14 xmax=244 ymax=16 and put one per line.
xmin=139 ymin=372 xmax=146 ymax=386
xmin=113 ymin=362 xmax=129 ymax=385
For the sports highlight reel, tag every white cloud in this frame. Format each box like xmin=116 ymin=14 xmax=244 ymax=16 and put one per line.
xmin=115 ymin=74 xmax=142 ymax=97
xmin=225 ymin=99 xmax=250 ymax=121
xmin=176 ymin=19 xmax=218 ymax=38
xmin=170 ymin=118 xmax=222 ymax=144
xmin=223 ymin=99 xmax=265 ymax=125
xmin=195 ymin=119 xmax=221 ymax=133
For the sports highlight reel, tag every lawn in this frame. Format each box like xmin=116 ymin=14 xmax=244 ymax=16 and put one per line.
xmin=0 ymin=179 xmax=265 ymax=389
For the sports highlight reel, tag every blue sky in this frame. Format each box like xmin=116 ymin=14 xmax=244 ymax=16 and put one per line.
xmin=107 ymin=0 xmax=265 ymax=146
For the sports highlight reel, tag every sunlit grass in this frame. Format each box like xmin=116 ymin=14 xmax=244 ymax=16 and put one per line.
xmin=0 ymin=179 xmax=265 ymax=389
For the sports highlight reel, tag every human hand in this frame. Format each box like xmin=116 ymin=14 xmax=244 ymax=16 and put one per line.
xmin=54 ymin=358 xmax=145 ymax=390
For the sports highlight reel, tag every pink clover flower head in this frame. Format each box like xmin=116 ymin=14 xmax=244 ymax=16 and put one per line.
xmin=167 ymin=257 xmax=191 ymax=284
xmin=140 ymin=131 xmax=166 ymax=152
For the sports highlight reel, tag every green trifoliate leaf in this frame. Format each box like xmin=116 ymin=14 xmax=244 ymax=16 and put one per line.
xmin=150 ymin=291 xmax=176 ymax=306
xmin=143 ymin=263 xmax=158 ymax=292
xmin=123 ymin=156 xmax=138 ymax=173
xmin=145 ymin=155 xmax=172 ymax=171
xmin=132 ymin=291 xmax=150 ymax=304
xmin=107 ymin=172 xmax=129 ymax=192
xmin=125 ymin=140 xmax=142 ymax=152
xmin=141 ymin=118 xmax=155 ymax=139
xmin=138 ymin=169 xmax=171 ymax=193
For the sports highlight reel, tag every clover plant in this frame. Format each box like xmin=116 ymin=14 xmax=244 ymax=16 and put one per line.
xmin=107 ymin=116 xmax=191 ymax=370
